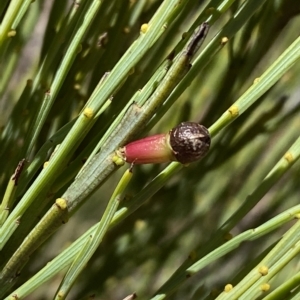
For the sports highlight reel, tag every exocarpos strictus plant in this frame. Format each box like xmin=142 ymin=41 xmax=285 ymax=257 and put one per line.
xmin=1 ymin=0 xmax=300 ymax=299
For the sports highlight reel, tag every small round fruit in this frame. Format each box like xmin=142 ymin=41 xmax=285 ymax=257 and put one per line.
xmin=169 ymin=122 xmax=210 ymax=164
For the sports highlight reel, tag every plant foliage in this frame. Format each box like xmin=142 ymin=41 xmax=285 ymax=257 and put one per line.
xmin=0 ymin=0 xmax=300 ymax=299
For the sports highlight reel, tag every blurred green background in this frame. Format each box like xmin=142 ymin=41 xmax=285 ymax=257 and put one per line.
xmin=1 ymin=0 xmax=300 ymax=299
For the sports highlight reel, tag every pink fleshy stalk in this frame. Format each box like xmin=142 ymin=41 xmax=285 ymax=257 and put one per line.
xmin=122 ymin=133 xmax=175 ymax=164
xmin=117 ymin=122 xmax=211 ymax=165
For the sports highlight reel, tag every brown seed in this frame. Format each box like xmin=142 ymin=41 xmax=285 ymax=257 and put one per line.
xmin=169 ymin=122 xmax=210 ymax=164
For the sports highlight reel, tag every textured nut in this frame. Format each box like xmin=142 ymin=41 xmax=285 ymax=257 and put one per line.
xmin=169 ymin=122 xmax=210 ymax=164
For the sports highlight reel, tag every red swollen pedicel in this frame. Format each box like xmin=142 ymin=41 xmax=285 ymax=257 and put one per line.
xmin=118 ymin=122 xmax=211 ymax=165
